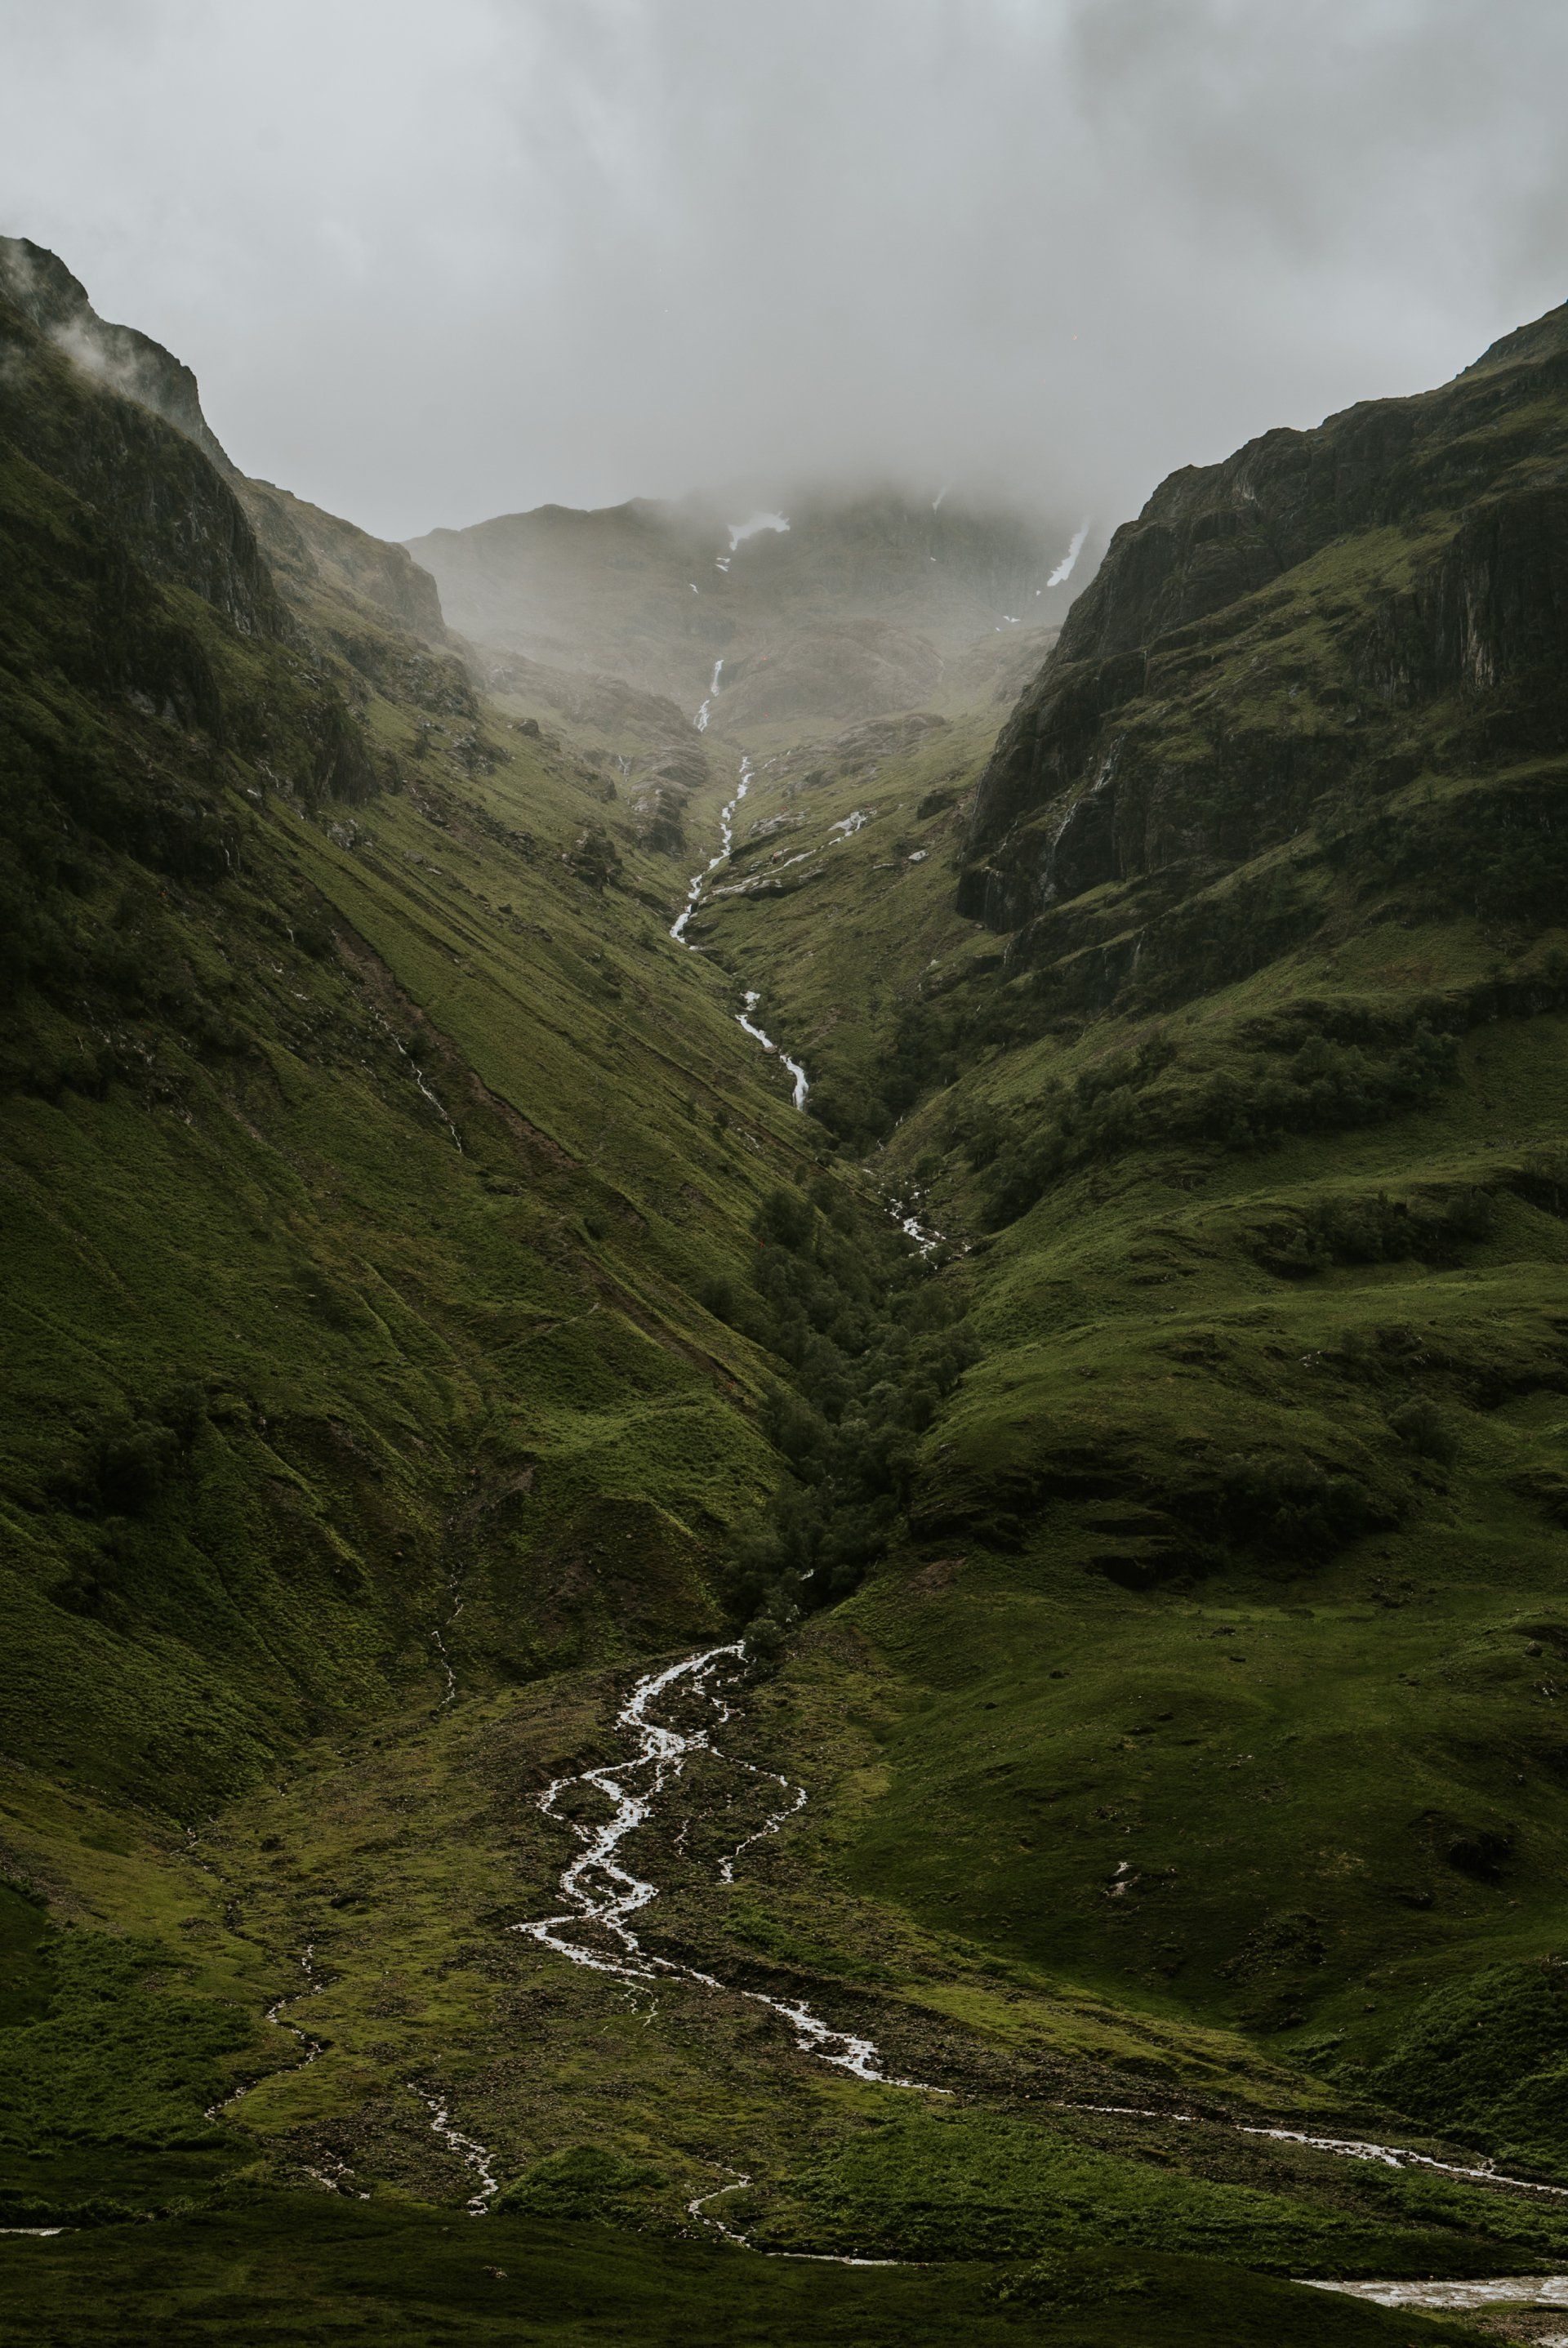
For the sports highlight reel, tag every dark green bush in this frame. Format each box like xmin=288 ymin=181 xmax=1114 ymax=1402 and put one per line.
xmin=728 ymin=1186 xmax=974 ymax=1628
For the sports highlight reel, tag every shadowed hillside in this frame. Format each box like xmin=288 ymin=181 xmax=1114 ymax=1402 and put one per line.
xmin=5 ymin=239 xmax=1568 ymax=2348
xmin=693 ymin=294 xmax=1568 ymax=2185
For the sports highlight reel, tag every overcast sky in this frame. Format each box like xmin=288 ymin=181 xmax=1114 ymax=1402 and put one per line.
xmin=2 ymin=0 xmax=1566 ymax=542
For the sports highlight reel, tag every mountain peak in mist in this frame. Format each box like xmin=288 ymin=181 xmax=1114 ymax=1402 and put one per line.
xmin=408 ymin=488 xmax=1098 ymax=726
xmin=0 ymin=233 xmax=233 ymax=475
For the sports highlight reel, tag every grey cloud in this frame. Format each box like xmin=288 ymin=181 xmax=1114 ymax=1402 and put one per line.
xmin=0 ymin=0 xmax=1564 ymax=541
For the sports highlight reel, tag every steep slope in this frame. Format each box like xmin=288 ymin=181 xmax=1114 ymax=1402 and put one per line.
xmin=0 ymin=244 xmax=840 ymax=1820
xmin=7 ymin=242 xmax=1568 ymax=2347
xmin=705 ymin=300 xmax=1568 ymax=2163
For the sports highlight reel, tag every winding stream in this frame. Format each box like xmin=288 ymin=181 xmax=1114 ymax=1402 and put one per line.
xmin=513 ymin=1642 xmax=929 ymax=2092
xmin=407 ymin=2084 xmax=501 ymax=2213
xmin=206 ymin=1945 xmax=327 ymax=2123
xmin=669 ymin=755 xmax=812 ymax=1107
xmin=736 ymin=991 xmax=810 ymax=1108
xmin=670 ymin=758 xmax=752 ymax=944
xmin=1062 ymin=2102 xmax=1568 ymax=2201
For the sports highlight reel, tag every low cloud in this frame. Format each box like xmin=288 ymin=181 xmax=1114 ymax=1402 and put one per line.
xmin=2 ymin=1 xmax=1566 ymax=540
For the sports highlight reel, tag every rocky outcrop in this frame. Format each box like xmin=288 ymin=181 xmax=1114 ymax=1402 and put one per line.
xmin=0 ymin=235 xmax=234 ymax=475
xmin=243 ymin=480 xmax=449 ymax=645
xmin=961 ymin=301 xmax=1568 ymax=937
xmin=0 ymin=248 xmax=283 ymax=639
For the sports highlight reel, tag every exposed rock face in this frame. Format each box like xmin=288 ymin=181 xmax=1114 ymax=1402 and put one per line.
xmin=961 ymin=303 xmax=1568 ymax=939
xmin=243 ymin=480 xmax=449 ymax=646
xmin=0 ymin=235 xmax=234 ymax=474
xmin=0 ymin=241 xmax=283 ymax=641
xmin=0 ymin=237 xmax=451 ymax=663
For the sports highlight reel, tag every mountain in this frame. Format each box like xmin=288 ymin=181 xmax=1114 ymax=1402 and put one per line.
xmin=4 ymin=234 xmax=1568 ymax=2347
xmin=693 ymin=291 xmax=1568 ymax=2146
xmin=408 ymin=488 xmax=1088 ymax=735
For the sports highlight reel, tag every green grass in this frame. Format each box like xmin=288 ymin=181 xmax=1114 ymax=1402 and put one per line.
xmin=9 ymin=252 xmax=1568 ymax=2337
xmin=0 ymin=2198 xmax=1498 ymax=2347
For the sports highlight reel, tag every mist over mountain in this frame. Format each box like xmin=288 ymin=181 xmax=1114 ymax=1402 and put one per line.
xmin=410 ymin=491 xmax=1091 ymax=731
xmin=7 ymin=7 xmax=1568 ymax=2343
xmin=5 ymin=3 xmax=1568 ymax=536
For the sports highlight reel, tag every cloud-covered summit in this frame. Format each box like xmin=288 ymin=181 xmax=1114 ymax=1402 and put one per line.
xmin=2 ymin=0 xmax=1566 ymax=539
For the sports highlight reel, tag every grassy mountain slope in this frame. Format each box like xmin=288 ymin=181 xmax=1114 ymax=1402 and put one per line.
xmin=0 ymin=256 xmax=834 ymax=1818
xmin=701 ymin=300 xmax=1568 ymax=2182
xmin=0 ymin=247 xmax=853 ymax=2263
xmin=5 ymin=236 xmax=1568 ymax=2345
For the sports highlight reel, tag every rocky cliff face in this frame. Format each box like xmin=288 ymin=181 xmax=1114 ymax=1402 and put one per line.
xmin=243 ymin=479 xmax=449 ymax=646
xmin=0 ymin=242 xmax=284 ymax=641
xmin=960 ymin=302 xmax=1568 ymax=942
xmin=0 ymin=234 xmax=234 ymax=473
xmin=0 ymin=237 xmax=451 ymax=659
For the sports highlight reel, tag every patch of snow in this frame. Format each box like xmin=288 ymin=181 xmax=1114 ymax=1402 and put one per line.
xmin=726 ymin=510 xmax=791 ymax=551
xmin=1048 ymin=519 xmax=1091 ymax=587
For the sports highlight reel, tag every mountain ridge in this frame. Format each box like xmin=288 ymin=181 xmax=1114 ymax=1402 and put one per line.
xmin=408 ymin=487 xmax=1089 ymax=732
xmin=4 ymin=241 xmax=1568 ymax=2346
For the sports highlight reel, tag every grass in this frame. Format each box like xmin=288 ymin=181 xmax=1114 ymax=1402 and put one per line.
xmin=0 ymin=2199 xmax=1500 ymax=2347
xmin=7 ymin=253 xmax=1568 ymax=2336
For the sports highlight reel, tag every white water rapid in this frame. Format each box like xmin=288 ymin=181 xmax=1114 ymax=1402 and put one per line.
xmin=1305 ymin=2274 xmax=1568 ymax=2313
xmin=890 ymin=1188 xmax=945 ymax=1256
xmin=514 ymin=1642 xmax=930 ymax=2092
xmin=737 ymin=991 xmax=810 ymax=1109
xmin=668 ymin=759 xmax=812 ymax=1107
xmin=670 ymin=757 xmax=752 ymax=943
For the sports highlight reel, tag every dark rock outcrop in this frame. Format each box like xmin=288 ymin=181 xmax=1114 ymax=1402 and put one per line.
xmin=0 ymin=240 xmax=283 ymax=639
xmin=961 ymin=301 xmax=1568 ymax=938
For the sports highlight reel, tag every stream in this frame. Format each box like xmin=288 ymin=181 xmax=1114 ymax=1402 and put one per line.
xmin=1061 ymin=2102 xmax=1568 ymax=2202
xmin=514 ymin=1642 xmax=927 ymax=2095
xmin=670 ymin=753 xmax=811 ymax=1109
xmin=186 ymin=738 xmax=1567 ymax=2267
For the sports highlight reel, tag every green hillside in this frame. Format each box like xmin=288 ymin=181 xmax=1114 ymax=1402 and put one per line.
xmin=3 ymin=236 xmax=1568 ymax=2345
xmin=698 ymin=299 xmax=1568 ymax=2166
